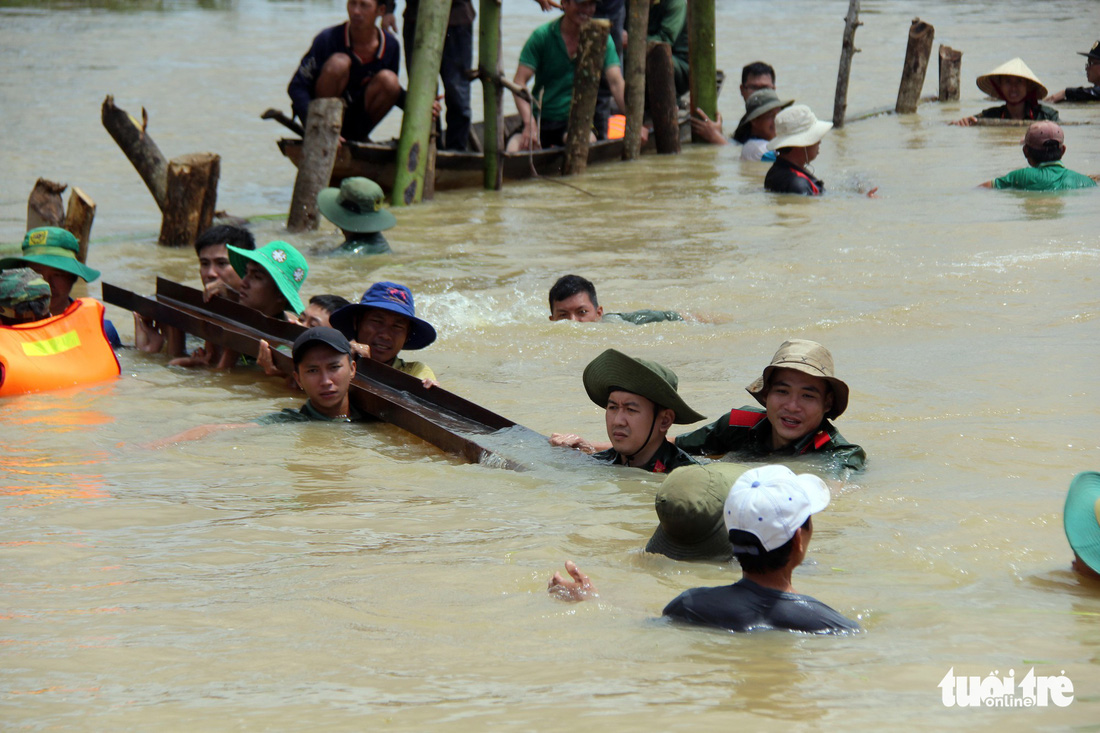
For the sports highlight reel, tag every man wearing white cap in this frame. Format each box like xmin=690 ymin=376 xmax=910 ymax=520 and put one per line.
xmin=979 ymin=121 xmax=1096 ymax=191
xmin=661 ymin=465 xmax=860 ymax=633
xmin=763 ymin=105 xmax=832 ymax=196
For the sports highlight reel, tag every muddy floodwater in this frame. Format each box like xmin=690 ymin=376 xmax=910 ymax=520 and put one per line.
xmin=2 ymin=0 xmax=1099 ymax=729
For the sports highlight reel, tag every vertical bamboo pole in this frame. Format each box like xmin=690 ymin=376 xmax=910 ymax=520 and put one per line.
xmin=687 ymin=0 xmax=716 ymax=142
xmin=938 ymin=44 xmax=962 ymax=101
xmin=895 ymin=18 xmax=935 ymax=114
xmin=563 ymin=18 xmax=610 ymax=176
xmin=394 ymin=0 xmax=452 ymax=206
xmin=479 ymin=0 xmax=503 ymax=189
xmin=622 ymin=0 xmax=651 ymax=160
xmin=287 ymin=98 xmax=344 ymax=232
xmin=832 ymin=0 xmax=862 ymax=128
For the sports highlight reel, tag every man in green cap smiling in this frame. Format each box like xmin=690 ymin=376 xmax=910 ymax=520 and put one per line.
xmin=0 ymin=226 xmax=120 ymax=346
xmin=550 ymin=348 xmax=702 ymax=474
xmin=317 ymin=177 xmax=397 ymax=255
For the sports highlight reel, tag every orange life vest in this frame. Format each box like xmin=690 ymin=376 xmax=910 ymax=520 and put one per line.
xmin=0 ymin=298 xmax=120 ymax=396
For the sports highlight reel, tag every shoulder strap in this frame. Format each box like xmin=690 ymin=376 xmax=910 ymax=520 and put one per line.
xmin=728 ymin=409 xmax=767 ymax=428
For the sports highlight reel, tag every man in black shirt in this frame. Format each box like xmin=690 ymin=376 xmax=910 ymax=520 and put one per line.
xmin=1046 ymin=40 xmax=1100 ymax=104
xmin=764 ymin=104 xmax=831 ymax=196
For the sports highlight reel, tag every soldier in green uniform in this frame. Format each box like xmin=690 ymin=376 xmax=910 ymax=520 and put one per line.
xmin=317 ymin=177 xmax=397 ymax=255
xmin=548 ymin=274 xmax=682 ymax=325
xmin=0 ymin=268 xmax=51 ymax=326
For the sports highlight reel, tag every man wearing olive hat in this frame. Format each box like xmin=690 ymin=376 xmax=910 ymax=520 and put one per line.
xmin=0 ymin=268 xmax=52 ymax=326
xmin=675 ymin=339 xmax=865 ymax=472
xmin=645 ymin=463 xmax=751 ymax=561
xmin=317 ymin=177 xmax=397 ymax=255
xmin=0 ymin=226 xmax=120 ymax=346
xmin=689 ymin=89 xmax=793 ymax=163
xmin=1047 ymin=41 xmax=1100 ymax=104
xmin=330 ymin=280 xmax=437 ymax=381
xmin=1064 ymin=471 xmax=1100 ymax=582
xmin=550 ymin=349 xmax=702 ymax=474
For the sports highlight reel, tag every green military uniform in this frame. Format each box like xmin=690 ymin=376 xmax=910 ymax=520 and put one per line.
xmin=593 ymin=439 xmax=698 ymax=474
xmin=257 ymin=400 xmax=370 ymax=424
xmin=603 ymin=309 xmax=683 ymax=325
xmin=993 ymin=161 xmax=1097 ymax=191
xmin=674 ymin=405 xmax=866 ymax=471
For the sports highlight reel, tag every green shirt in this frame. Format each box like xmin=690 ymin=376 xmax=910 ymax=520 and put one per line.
xmin=603 ymin=309 xmax=684 ymax=325
xmin=518 ymin=17 xmax=621 ymax=122
xmin=257 ymin=400 xmax=370 ymax=424
xmin=992 ymin=161 xmax=1097 ymax=191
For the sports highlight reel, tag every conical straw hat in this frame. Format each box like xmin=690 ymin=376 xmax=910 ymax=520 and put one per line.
xmin=976 ymin=58 xmax=1047 ymax=100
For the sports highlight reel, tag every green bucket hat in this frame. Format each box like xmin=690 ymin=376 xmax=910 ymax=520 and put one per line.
xmin=582 ymin=349 xmax=705 ymax=424
xmin=734 ymin=88 xmax=794 ymax=140
xmin=228 ymin=241 xmax=308 ymax=315
xmin=645 ymin=463 xmax=751 ymax=561
xmin=317 ymin=177 xmax=397 ymax=234
xmin=1065 ymin=471 xmax=1100 ymax=576
xmin=0 ymin=267 xmax=51 ymax=322
xmin=0 ymin=227 xmax=100 ymax=283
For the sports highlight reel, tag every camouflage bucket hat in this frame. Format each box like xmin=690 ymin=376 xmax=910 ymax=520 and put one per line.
xmin=746 ymin=339 xmax=850 ymax=420
xmin=227 ymin=241 xmax=309 ymax=315
xmin=0 ymin=267 xmax=51 ymax=322
xmin=317 ymin=177 xmax=397 ymax=234
xmin=0 ymin=227 xmax=101 ymax=283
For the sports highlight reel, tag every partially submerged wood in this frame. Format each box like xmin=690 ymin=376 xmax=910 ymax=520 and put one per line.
xmin=101 ymin=278 xmax=545 ymax=468
xmin=393 ymin=0 xmax=450 ymax=206
xmin=27 ymin=178 xmax=67 ymax=230
xmin=101 ymin=95 xmax=168 ymax=211
xmin=832 ymin=0 xmax=862 ymax=128
xmin=688 ymin=0 xmax=718 ymax=141
xmin=64 ymin=187 xmax=96 ymax=264
xmin=287 ymin=98 xmax=344 ymax=232
xmin=159 ymin=153 xmax=220 ymax=247
xmin=938 ymin=45 xmax=962 ymax=101
xmin=622 ymin=0 xmax=651 ymax=160
xmin=895 ymin=18 xmax=935 ymax=114
xmin=564 ymin=18 xmax=611 ymax=175
xmin=478 ymin=0 xmax=504 ymax=189
xmin=647 ymin=42 xmax=680 ymax=154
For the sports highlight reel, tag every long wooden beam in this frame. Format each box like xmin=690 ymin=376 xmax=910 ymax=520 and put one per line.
xmin=103 ymin=279 xmax=545 ymax=468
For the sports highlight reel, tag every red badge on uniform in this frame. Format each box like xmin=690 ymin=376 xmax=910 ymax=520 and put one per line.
xmin=654 ymin=460 xmax=666 ymax=473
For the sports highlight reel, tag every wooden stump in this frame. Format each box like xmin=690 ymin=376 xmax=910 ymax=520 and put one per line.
xmin=287 ymin=98 xmax=344 ymax=232
xmin=895 ymin=18 xmax=935 ymax=114
xmin=832 ymin=0 xmax=862 ymax=128
xmin=64 ymin=187 xmax=96 ymax=264
xmin=647 ymin=42 xmax=680 ymax=155
xmin=159 ymin=153 xmax=220 ymax=247
xmin=564 ymin=18 xmax=610 ymax=176
xmin=622 ymin=0 xmax=651 ymax=161
xmin=27 ymin=178 xmax=67 ymax=230
xmin=938 ymin=45 xmax=962 ymax=101
xmin=688 ymin=0 xmax=718 ymax=141
xmin=101 ymin=95 xmax=168 ymax=211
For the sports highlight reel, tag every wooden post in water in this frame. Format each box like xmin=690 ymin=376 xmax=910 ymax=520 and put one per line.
xmin=393 ymin=0 xmax=451 ymax=206
xmin=688 ymin=0 xmax=717 ymax=142
xmin=101 ymin=96 xmax=168 ymax=211
xmin=938 ymin=44 xmax=962 ymax=101
xmin=563 ymin=18 xmax=610 ymax=176
xmin=159 ymin=153 xmax=220 ymax=247
xmin=27 ymin=178 xmax=66 ymax=230
xmin=832 ymin=0 xmax=862 ymax=128
xmin=479 ymin=0 xmax=504 ymax=189
xmin=65 ymin=187 xmax=96 ymax=264
xmin=287 ymin=98 xmax=343 ymax=232
xmin=895 ymin=18 xmax=935 ymax=114
xmin=622 ymin=0 xmax=651 ymax=161
xmin=647 ymin=42 xmax=680 ymax=154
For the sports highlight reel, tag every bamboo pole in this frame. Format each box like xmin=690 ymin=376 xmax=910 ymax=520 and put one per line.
xmin=563 ymin=18 xmax=610 ymax=176
xmin=479 ymin=0 xmax=503 ymax=189
xmin=27 ymin=178 xmax=66 ymax=230
xmin=622 ymin=0 xmax=651 ymax=160
xmin=393 ymin=0 xmax=451 ymax=206
xmin=938 ymin=44 xmax=962 ymax=101
xmin=646 ymin=42 xmax=680 ymax=154
xmin=101 ymin=96 xmax=168 ymax=211
xmin=159 ymin=153 xmax=220 ymax=247
xmin=687 ymin=0 xmax=717 ymax=142
xmin=64 ymin=187 xmax=96 ymax=264
xmin=832 ymin=0 xmax=862 ymax=128
xmin=287 ymin=97 xmax=344 ymax=232
xmin=895 ymin=18 xmax=935 ymax=114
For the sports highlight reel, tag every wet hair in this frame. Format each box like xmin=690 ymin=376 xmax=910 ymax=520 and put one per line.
xmin=1024 ymin=141 xmax=1064 ymax=163
xmin=548 ymin=274 xmax=599 ymax=310
xmin=309 ymin=293 xmax=351 ymax=314
xmin=742 ymin=62 xmax=776 ymax=85
xmin=729 ymin=517 xmax=811 ymax=573
xmin=194 ymin=225 xmax=255 ymax=255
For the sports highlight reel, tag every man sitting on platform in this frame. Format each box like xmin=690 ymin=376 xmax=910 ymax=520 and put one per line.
xmin=288 ymin=0 xmax=402 ymax=141
xmin=506 ymin=0 xmax=628 ymax=152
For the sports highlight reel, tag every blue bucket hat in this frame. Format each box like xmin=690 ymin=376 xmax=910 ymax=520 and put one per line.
xmin=329 ymin=281 xmax=436 ymax=351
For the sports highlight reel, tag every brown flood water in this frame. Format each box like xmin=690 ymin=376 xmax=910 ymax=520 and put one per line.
xmin=1 ymin=0 xmax=1099 ymax=729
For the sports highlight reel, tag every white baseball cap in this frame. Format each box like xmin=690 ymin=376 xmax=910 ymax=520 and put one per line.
xmin=724 ymin=465 xmax=830 ymax=552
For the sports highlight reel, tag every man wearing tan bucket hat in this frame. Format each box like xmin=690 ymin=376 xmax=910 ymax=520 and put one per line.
xmin=951 ymin=58 xmax=1059 ymax=127
xmin=675 ymin=339 xmax=865 ymax=472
